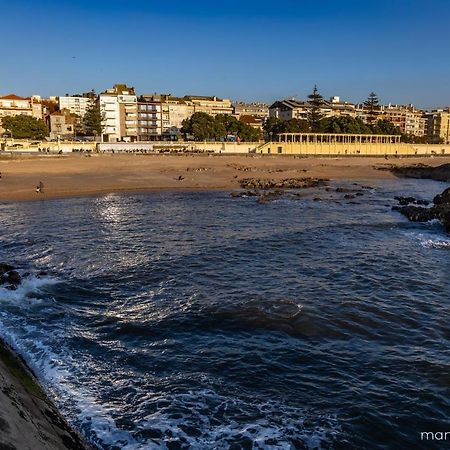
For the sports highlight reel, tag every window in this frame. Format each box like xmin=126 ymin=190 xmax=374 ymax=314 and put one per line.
xmin=278 ymin=146 xmax=282 ymax=154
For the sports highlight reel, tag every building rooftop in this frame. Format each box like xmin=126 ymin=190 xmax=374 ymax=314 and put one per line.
xmin=0 ymin=94 xmax=29 ymax=100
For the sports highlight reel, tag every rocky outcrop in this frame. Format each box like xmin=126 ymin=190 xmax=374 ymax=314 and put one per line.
xmin=239 ymin=177 xmax=328 ymax=190
xmin=391 ymin=163 xmax=450 ymax=182
xmin=393 ymin=187 xmax=450 ymax=233
xmin=0 ymin=264 xmax=22 ymax=289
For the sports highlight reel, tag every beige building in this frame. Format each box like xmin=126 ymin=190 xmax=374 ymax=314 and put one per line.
xmin=0 ymin=94 xmax=44 ymax=135
xmin=380 ymin=104 xmax=425 ymax=136
xmin=138 ymin=95 xmax=163 ymax=140
xmin=328 ymin=96 xmax=356 ymax=117
xmin=186 ymin=95 xmax=233 ymax=116
xmin=233 ymin=102 xmax=269 ymax=119
xmin=100 ymin=85 xmax=138 ymax=142
xmin=49 ymin=111 xmax=78 ymax=140
xmin=425 ymin=109 xmax=450 ymax=143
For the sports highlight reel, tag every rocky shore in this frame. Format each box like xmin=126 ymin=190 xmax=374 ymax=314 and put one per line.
xmin=0 ymin=264 xmax=89 ymax=450
xmin=390 ymin=163 xmax=450 ymax=233
xmin=393 ymin=188 xmax=450 ymax=233
xmin=391 ymin=162 xmax=450 ymax=182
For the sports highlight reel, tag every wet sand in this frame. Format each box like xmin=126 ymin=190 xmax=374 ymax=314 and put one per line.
xmin=0 ymin=153 xmax=449 ymax=202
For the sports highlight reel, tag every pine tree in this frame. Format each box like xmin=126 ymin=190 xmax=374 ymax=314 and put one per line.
xmin=363 ymin=92 xmax=380 ymax=124
xmin=307 ymin=85 xmax=325 ymax=132
xmin=83 ymin=98 xmax=103 ymax=136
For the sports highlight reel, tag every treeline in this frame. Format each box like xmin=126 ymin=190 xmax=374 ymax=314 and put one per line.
xmin=1 ymin=115 xmax=49 ymax=140
xmin=263 ymin=88 xmax=439 ymax=144
xmin=181 ymin=112 xmax=261 ymax=142
xmin=264 ymin=116 xmax=438 ymax=144
xmin=264 ymin=116 xmax=401 ymax=136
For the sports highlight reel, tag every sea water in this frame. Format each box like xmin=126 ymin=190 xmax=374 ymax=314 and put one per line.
xmin=0 ymin=179 xmax=448 ymax=449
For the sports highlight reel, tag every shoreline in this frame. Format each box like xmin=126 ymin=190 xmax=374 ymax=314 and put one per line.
xmin=1 ymin=154 xmax=449 ymax=203
xmin=0 ymin=337 xmax=89 ymax=449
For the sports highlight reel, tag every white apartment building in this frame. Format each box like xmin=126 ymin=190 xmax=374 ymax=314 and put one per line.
xmin=59 ymin=96 xmax=91 ymax=118
xmin=100 ymin=85 xmax=138 ymax=142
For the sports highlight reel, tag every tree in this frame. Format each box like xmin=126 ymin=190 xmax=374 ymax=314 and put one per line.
xmin=181 ymin=113 xmax=261 ymax=142
xmin=263 ymin=117 xmax=284 ymax=139
xmin=181 ymin=112 xmax=217 ymax=141
xmin=371 ymin=119 xmax=401 ymax=135
xmin=321 ymin=116 xmax=371 ymax=134
xmin=1 ymin=115 xmax=48 ymax=139
xmin=364 ymin=92 xmax=380 ymax=124
xmin=83 ymin=98 xmax=103 ymax=136
xmin=282 ymin=118 xmax=310 ymax=133
xmin=307 ymin=85 xmax=325 ymax=132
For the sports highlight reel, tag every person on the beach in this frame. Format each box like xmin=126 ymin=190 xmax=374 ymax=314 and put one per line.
xmin=36 ymin=181 xmax=44 ymax=194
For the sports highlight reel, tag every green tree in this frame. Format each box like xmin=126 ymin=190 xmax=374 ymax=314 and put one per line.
xmin=1 ymin=115 xmax=49 ymax=139
xmin=263 ymin=117 xmax=284 ymax=139
xmin=282 ymin=118 xmax=310 ymax=133
xmin=371 ymin=119 xmax=401 ymax=135
xmin=181 ymin=112 xmax=217 ymax=141
xmin=236 ymin=121 xmax=262 ymax=142
xmin=307 ymin=85 xmax=325 ymax=132
xmin=364 ymin=92 xmax=380 ymax=124
xmin=83 ymin=99 xmax=103 ymax=136
xmin=321 ymin=116 xmax=371 ymax=134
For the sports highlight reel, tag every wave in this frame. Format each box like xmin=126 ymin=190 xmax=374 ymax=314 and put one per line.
xmin=0 ymin=274 xmax=59 ymax=303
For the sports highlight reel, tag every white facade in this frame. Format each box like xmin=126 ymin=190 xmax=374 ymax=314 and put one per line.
xmin=100 ymin=94 xmax=121 ymax=142
xmin=59 ymin=96 xmax=90 ymax=118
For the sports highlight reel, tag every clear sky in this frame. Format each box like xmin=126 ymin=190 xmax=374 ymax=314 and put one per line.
xmin=1 ymin=0 xmax=449 ymax=108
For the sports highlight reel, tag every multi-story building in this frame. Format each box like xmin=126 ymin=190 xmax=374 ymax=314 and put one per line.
xmin=328 ymin=96 xmax=356 ymax=117
xmin=185 ymin=95 xmax=233 ymax=116
xmin=138 ymin=94 xmax=196 ymax=140
xmin=0 ymin=94 xmax=44 ymax=135
xmin=380 ymin=104 xmax=425 ymax=136
xmin=233 ymin=102 xmax=269 ymax=119
xmin=425 ymin=109 xmax=450 ymax=143
xmin=100 ymin=84 xmax=138 ymax=142
xmin=59 ymin=96 xmax=91 ymax=119
xmin=137 ymin=95 xmax=163 ymax=140
xmin=269 ymin=99 xmax=310 ymax=121
xmin=269 ymin=97 xmax=346 ymax=121
xmin=49 ymin=111 xmax=78 ymax=140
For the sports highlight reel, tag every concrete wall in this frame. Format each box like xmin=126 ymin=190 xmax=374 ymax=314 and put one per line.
xmin=258 ymin=142 xmax=450 ymax=156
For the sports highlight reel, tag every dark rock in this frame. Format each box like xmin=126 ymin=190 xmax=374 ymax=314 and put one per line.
xmin=394 ymin=196 xmax=418 ymax=205
xmin=6 ymin=271 xmax=21 ymax=287
xmin=392 ymin=205 xmax=437 ymax=222
xmin=313 ymin=197 xmax=322 ymax=201
xmin=0 ymin=263 xmax=15 ymax=275
xmin=355 ymin=192 xmax=364 ymax=196
xmin=433 ymin=187 xmax=450 ymax=205
xmin=0 ymin=264 xmax=22 ymax=288
xmin=344 ymin=194 xmax=355 ymax=199
xmin=230 ymin=192 xmax=243 ymax=198
xmin=239 ymin=177 xmax=328 ymax=190
xmin=391 ymin=163 xmax=450 ymax=182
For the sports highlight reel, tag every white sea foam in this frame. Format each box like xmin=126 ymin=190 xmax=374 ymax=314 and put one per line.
xmin=0 ymin=275 xmax=59 ymax=303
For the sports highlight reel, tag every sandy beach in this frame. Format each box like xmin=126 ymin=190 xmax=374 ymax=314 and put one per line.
xmin=0 ymin=153 xmax=449 ymax=202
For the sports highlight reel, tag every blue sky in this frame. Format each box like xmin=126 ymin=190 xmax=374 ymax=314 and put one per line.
xmin=1 ymin=0 xmax=449 ymax=108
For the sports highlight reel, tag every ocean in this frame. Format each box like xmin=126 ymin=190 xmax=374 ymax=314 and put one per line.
xmin=0 ymin=179 xmax=448 ymax=449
